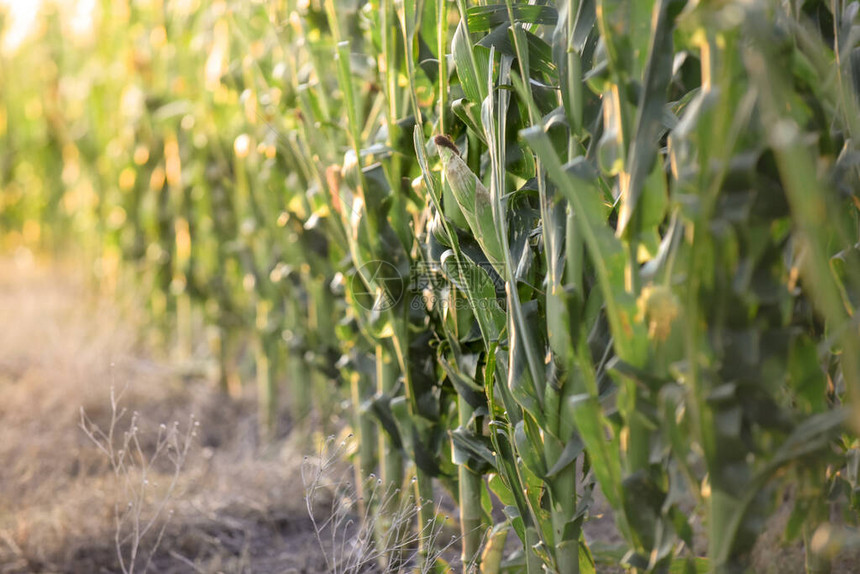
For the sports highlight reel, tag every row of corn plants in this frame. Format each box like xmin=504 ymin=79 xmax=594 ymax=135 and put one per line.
xmin=2 ymin=0 xmax=860 ymax=572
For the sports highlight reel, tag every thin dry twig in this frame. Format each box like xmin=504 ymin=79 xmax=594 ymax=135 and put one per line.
xmin=302 ymin=436 xmax=468 ymax=574
xmin=80 ymin=384 xmax=197 ymax=574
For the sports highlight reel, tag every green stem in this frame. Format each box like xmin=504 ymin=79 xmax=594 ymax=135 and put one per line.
xmin=377 ymin=344 xmax=404 ymax=489
xmin=390 ymin=310 xmax=437 ymax=568
xmin=437 ymin=0 xmax=449 ymax=134
xmin=255 ymin=300 xmax=277 ymax=441
xmin=458 ymin=398 xmax=483 ymax=570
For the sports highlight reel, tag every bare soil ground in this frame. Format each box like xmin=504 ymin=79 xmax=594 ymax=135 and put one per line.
xmin=0 ymin=255 xmax=328 ymax=573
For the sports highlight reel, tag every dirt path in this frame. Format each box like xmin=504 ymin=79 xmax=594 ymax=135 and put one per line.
xmin=0 ymin=256 xmax=327 ymax=574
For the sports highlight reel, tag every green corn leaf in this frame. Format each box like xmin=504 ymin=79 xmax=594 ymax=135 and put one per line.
xmin=367 ymin=393 xmax=405 ymax=451
xmin=476 ymin=25 xmax=558 ymax=80
xmin=572 ymin=0 xmax=596 ymax=52
xmin=522 ymin=123 xmax=647 ymax=366
xmin=451 ymin=426 xmax=498 ymax=473
xmin=545 ymin=434 xmax=585 ymax=478
xmin=710 ymin=409 xmax=849 ymax=566
xmin=488 ymin=473 xmax=517 ymax=507
xmin=453 ymin=20 xmax=490 ymax=104
xmin=514 ymin=418 xmax=548 ymax=478
xmin=467 ymin=4 xmax=558 ymax=32
xmin=452 ymin=98 xmax=490 ymax=145
xmin=568 ymin=368 xmax=623 ymax=510
xmin=616 ymin=0 xmax=683 ymax=236
xmin=440 ymin=355 xmax=489 ymax=410
xmin=441 ymin=252 xmax=506 ymax=343
xmin=668 ymin=557 xmax=710 ymax=574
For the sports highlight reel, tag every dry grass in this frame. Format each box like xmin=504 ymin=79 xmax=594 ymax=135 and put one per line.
xmin=302 ymin=437 xmax=466 ymax=574
xmin=0 ymin=253 xmax=327 ymax=574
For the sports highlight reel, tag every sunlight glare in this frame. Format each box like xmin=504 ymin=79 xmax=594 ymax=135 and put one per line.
xmin=1 ymin=0 xmax=97 ymax=53
xmin=70 ymin=0 xmax=96 ymax=39
xmin=0 ymin=0 xmax=42 ymax=53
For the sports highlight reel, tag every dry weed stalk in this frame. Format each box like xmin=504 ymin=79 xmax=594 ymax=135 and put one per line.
xmin=302 ymin=436 xmax=466 ymax=573
xmin=79 ymin=384 xmax=196 ymax=574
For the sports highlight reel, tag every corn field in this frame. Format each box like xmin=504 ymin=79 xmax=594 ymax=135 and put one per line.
xmin=2 ymin=0 xmax=860 ymax=572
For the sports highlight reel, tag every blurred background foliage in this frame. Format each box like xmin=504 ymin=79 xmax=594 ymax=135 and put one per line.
xmin=2 ymin=0 xmax=860 ymax=572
